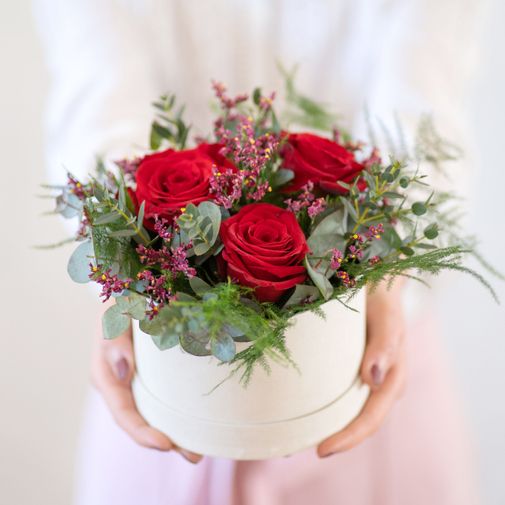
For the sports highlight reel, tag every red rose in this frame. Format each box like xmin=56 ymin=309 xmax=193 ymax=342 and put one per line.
xmin=135 ymin=143 xmax=235 ymax=227
xmin=282 ymin=133 xmax=365 ymax=194
xmin=220 ymin=203 xmax=309 ymax=303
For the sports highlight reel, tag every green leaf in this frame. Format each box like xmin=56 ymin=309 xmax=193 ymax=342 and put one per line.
xmin=189 ymin=276 xmax=212 ymax=296
xmin=412 ymin=202 xmax=427 ymax=216
xmin=211 ymin=332 xmax=236 ymax=362
xmin=382 ymin=191 xmax=404 ymax=199
xmin=151 ymin=332 xmax=179 ymax=350
xmin=115 ymin=293 xmax=146 ymax=320
xmin=180 ymin=331 xmax=211 ymax=356
xmin=424 ymin=223 xmax=439 ymax=240
xmin=307 ymin=209 xmax=346 ymax=262
xmin=56 ymin=192 xmax=82 ymax=219
xmin=139 ymin=305 xmax=183 ymax=350
xmin=399 ymin=176 xmax=410 ymax=188
xmin=272 ymin=168 xmax=294 ymax=188
xmin=67 ymin=240 xmax=94 ymax=283
xmin=107 ymin=229 xmax=138 ymax=238
xmin=102 ymin=304 xmax=130 ymax=339
xmin=94 ymin=211 xmax=121 ymax=225
xmin=222 ymin=324 xmax=246 ymax=339
xmin=177 ymin=201 xmax=221 ymax=256
xmin=137 ymin=201 xmax=145 ymax=228
xmin=150 ymin=123 xmax=162 ymax=150
xmin=400 ymin=246 xmax=415 ymax=256
xmin=414 ymin=242 xmax=437 ymax=250
xmin=304 ymin=257 xmax=334 ymax=300
xmin=253 ymin=87 xmax=262 ymax=105
xmin=197 ymin=201 xmax=221 ymax=242
xmin=339 ymin=197 xmax=358 ymax=222
xmin=118 ymin=181 xmax=126 ymax=212
xmin=175 ymin=292 xmax=197 ymax=302
xmin=283 ymin=284 xmax=320 ymax=308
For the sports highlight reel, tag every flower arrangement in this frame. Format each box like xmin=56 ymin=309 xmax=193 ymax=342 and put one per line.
xmin=42 ymin=75 xmax=495 ymax=385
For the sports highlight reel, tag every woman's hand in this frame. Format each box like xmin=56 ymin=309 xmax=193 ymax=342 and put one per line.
xmin=90 ymin=302 xmax=203 ymax=464
xmin=317 ymin=279 xmax=406 ymax=457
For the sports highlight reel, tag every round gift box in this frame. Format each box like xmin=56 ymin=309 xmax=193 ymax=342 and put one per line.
xmin=132 ymin=289 xmax=369 ymax=460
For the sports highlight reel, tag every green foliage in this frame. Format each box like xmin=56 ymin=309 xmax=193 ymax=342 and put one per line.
xmin=279 ymin=64 xmax=342 ymax=134
xmin=176 ymin=201 xmax=222 ymax=256
xmin=102 ymin=304 xmax=131 ymax=339
xmin=67 ymin=240 xmax=94 ymax=283
xmin=150 ymin=94 xmax=191 ymax=150
xmin=42 ymin=75 xmax=502 ymax=391
xmin=307 ymin=209 xmax=346 ymax=268
xmin=137 ymin=281 xmax=293 ymax=383
xmin=283 ymin=284 xmax=320 ymax=307
xmin=304 ymin=257 xmax=334 ymax=300
xmin=116 ymin=293 xmax=146 ymax=320
xmin=55 ymin=191 xmax=83 ymax=219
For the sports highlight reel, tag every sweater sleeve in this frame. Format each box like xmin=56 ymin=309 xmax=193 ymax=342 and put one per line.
xmin=352 ymin=0 xmax=489 ymax=196
xmin=32 ymin=0 xmax=165 ymax=183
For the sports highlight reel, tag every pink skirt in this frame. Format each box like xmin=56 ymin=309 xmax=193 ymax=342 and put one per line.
xmin=74 ymin=316 xmax=480 ymax=505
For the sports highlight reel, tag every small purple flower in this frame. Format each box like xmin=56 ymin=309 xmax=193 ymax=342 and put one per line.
xmin=369 ymin=255 xmax=381 ymax=265
xmin=366 ymin=223 xmax=384 ymax=240
xmin=67 ymin=174 xmax=87 ymax=200
xmin=89 ymin=264 xmax=132 ymax=302
xmin=330 ymin=249 xmax=344 ymax=269
xmin=209 ymin=165 xmax=244 ymax=209
xmin=115 ymin=157 xmax=142 ymax=180
xmin=136 ymin=243 xmax=196 ymax=279
xmin=212 ymin=81 xmax=248 ymax=110
xmin=76 ymin=215 xmax=90 ymax=240
xmin=336 ymin=270 xmax=356 ymax=288
xmin=137 ymin=270 xmax=175 ymax=318
xmin=348 ymin=244 xmax=364 ymax=260
xmin=285 ymin=181 xmax=325 ymax=218
xmin=153 ymin=217 xmax=173 ymax=240
xmin=307 ymin=198 xmax=326 ymax=218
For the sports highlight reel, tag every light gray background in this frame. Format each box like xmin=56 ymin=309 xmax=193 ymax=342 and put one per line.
xmin=0 ymin=1 xmax=503 ymax=504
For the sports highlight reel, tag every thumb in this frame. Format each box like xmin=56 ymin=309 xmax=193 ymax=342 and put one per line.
xmin=361 ymin=306 xmax=404 ymax=390
xmin=103 ymin=329 xmax=136 ymax=385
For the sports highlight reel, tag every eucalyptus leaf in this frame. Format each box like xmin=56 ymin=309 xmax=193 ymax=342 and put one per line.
xmin=107 ymin=229 xmax=137 ymax=238
xmin=94 ymin=211 xmax=121 ymax=225
xmin=272 ymin=168 xmax=295 ymax=188
xmin=150 ymin=332 xmax=179 ymax=350
xmin=180 ymin=332 xmax=211 ymax=356
xmin=284 ymin=284 xmax=320 ymax=307
xmin=139 ymin=305 xmax=183 ymax=350
xmin=424 ymin=223 xmax=439 ymax=240
xmin=307 ymin=209 xmax=346 ymax=255
xmin=400 ymin=246 xmax=415 ymax=256
xmin=412 ymin=202 xmax=427 ymax=216
xmin=339 ymin=197 xmax=358 ymax=222
xmin=175 ymin=292 xmax=197 ymax=302
xmin=304 ymin=257 xmax=334 ymax=300
xmin=189 ymin=276 xmax=212 ymax=296
xmin=137 ymin=201 xmax=145 ymax=228
xmin=222 ymin=324 xmax=246 ymax=339
xmin=67 ymin=240 xmax=94 ymax=283
xmin=115 ymin=293 xmax=146 ymax=320
xmin=211 ymin=332 xmax=236 ymax=362
xmin=197 ymin=201 xmax=221 ymax=244
xmin=57 ymin=192 xmax=82 ymax=219
xmin=102 ymin=304 xmax=130 ymax=339
xmin=399 ymin=177 xmax=410 ymax=188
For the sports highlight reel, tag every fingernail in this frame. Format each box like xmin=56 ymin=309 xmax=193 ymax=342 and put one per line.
xmin=371 ymin=363 xmax=384 ymax=386
xmin=115 ymin=357 xmax=129 ymax=382
xmin=179 ymin=449 xmax=198 ymax=464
